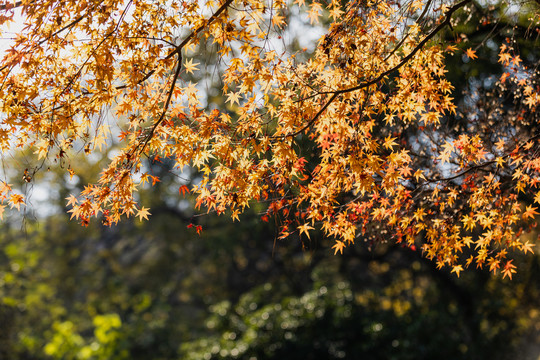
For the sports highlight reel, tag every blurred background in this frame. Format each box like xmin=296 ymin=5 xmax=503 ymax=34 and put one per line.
xmin=0 ymin=152 xmax=538 ymax=359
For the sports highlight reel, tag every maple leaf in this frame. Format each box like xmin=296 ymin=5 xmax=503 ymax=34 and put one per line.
xmin=298 ymin=223 xmax=314 ymax=239
xmin=150 ymin=175 xmax=160 ymax=186
xmin=118 ymin=131 xmax=130 ymax=141
xmin=68 ymin=205 xmax=81 ymax=220
xmin=502 ymin=260 xmax=517 ymax=280
xmin=332 ymin=240 xmax=345 ymax=255
xmin=520 ymin=241 xmax=535 ymax=255
xmin=524 ymin=93 xmax=539 ymax=109
xmin=462 ymin=215 xmax=475 ymax=231
xmin=328 ymin=6 xmax=344 ymax=21
xmin=438 ymin=141 xmax=454 ymax=164
xmin=488 ymin=258 xmax=500 ymax=273
xmin=183 ymin=58 xmax=200 ymax=74
xmin=307 ymin=2 xmax=322 ymax=24
xmin=0 ymin=181 xmax=12 ymax=195
xmin=462 ymin=237 xmax=474 ymax=248
xmin=140 ymin=173 xmax=150 ymax=186
xmin=413 ymin=169 xmax=425 ymax=182
xmin=66 ymin=195 xmax=78 ymax=207
xmin=184 ymin=82 xmax=198 ymax=98
xmin=511 ymin=55 xmax=522 ymax=67
xmin=179 ymin=185 xmax=190 ymax=196
xmin=451 ymin=265 xmax=463 ymax=277
xmin=226 ymin=91 xmax=241 ymax=105
xmin=9 ymin=194 xmax=24 ymax=210
xmin=445 ymin=44 xmax=458 ymax=54
xmin=465 ymin=48 xmax=478 ymax=60
xmin=383 ymin=136 xmax=398 ymax=150
xmin=498 ymin=52 xmax=512 ymax=65
xmin=136 ymin=207 xmax=151 ymax=221
xmin=535 ymin=192 xmax=540 ymax=205
xmin=494 ymin=138 xmax=505 ymax=151
xmin=522 ymin=205 xmax=539 ymax=220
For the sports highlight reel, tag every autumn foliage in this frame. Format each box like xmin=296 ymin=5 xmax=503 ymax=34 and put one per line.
xmin=0 ymin=0 xmax=539 ymax=277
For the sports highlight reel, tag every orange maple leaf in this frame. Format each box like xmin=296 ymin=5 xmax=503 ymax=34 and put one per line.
xmin=511 ymin=55 xmax=522 ymax=67
xmin=179 ymin=185 xmax=190 ymax=196
xmin=502 ymin=260 xmax=517 ymax=280
xmin=332 ymin=240 xmax=345 ymax=255
xmin=9 ymin=194 xmax=24 ymax=210
xmin=523 ymin=205 xmax=539 ymax=220
xmin=465 ymin=48 xmax=478 ymax=60
xmin=498 ymin=52 xmax=512 ymax=65
xmin=298 ymin=223 xmax=314 ymax=239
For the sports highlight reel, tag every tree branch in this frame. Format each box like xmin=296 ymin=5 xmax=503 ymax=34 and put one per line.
xmin=137 ymin=54 xmax=183 ymax=155
xmin=284 ymin=0 xmax=472 ymax=138
xmin=424 ymin=132 xmax=540 ymax=184
xmin=0 ymin=1 xmax=22 ymax=11
xmin=116 ymin=0 xmax=234 ymax=91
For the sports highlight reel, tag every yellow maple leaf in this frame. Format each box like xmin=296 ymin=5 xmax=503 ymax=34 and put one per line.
xmin=136 ymin=206 xmax=151 ymax=221
xmin=535 ymin=191 xmax=540 ymax=205
xmin=226 ymin=91 xmax=241 ymax=105
xmin=437 ymin=141 xmax=454 ymax=164
xmin=307 ymin=2 xmax=322 ymax=24
xmin=462 ymin=215 xmax=475 ymax=231
xmin=298 ymin=223 xmax=314 ymax=239
xmin=451 ymin=265 xmax=463 ymax=277
xmin=520 ymin=241 xmax=535 ymax=255
xmin=66 ymin=195 xmax=78 ymax=207
xmin=413 ymin=169 xmax=425 ymax=182
xmin=183 ymin=58 xmax=200 ymax=74
xmin=383 ymin=136 xmax=398 ymax=150
xmin=462 ymin=237 xmax=474 ymax=248
xmin=494 ymin=138 xmax=505 ymax=151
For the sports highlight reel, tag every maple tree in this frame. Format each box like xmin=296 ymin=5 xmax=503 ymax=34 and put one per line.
xmin=0 ymin=0 xmax=539 ymax=276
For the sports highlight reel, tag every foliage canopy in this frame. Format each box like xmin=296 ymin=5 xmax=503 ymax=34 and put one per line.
xmin=1 ymin=0 xmax=540 ymax=275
